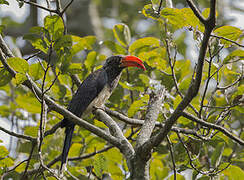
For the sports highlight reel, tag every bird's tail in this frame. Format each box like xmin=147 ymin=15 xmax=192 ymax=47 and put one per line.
xmin=60 ymin=121 xmax=75 ymax=172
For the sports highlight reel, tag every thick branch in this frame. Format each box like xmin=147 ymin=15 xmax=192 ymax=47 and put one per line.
xmin=136 ymin=89 xmax=165 ymax=149
xmin=94 ymin=109 xmax=134 ymax=159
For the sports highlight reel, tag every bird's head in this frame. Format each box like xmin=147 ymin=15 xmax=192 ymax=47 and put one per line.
xmin=103 ymin=55 xmax=146 ymax=71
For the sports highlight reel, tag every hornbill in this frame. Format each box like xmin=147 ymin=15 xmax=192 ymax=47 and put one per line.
xmin=60 ymin=55 xmax=145 ymax=170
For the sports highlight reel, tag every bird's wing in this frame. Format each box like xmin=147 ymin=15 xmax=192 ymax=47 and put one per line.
xmin=67 ymin=68 xmax=108 ymax=118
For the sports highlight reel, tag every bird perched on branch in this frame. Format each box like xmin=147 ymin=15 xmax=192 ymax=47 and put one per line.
xmin=60 ymin=55 xmax=145 ymax=171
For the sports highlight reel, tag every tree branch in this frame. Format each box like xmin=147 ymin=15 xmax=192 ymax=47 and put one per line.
xmin=185 ymin=0 xmax=206 ymax=25
xmin=104 ymin=107 xmax=206 ymax=139
xmin=136 ymin=89 xmax=165 ymax=150
xmin=0 ymin=125 xmax=36 ymax=142
xmin=211 ymin=34 xmax=244 ymax=48
xmin=94 ymin=109 xmax=134 ymax=159
xmin=182 ymin=112 xmax=244 ymax=146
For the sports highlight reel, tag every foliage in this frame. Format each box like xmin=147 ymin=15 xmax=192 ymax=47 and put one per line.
xmin=0 ymin=0 xmax=243 ymax=179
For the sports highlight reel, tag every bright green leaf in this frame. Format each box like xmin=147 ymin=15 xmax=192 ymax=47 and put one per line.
xmin=222 ymin=164 xmax=244 ymax=180
xmin=169 ymin=174 xmax=185 ymax=180
xmin=44 ymin=15 xmax=64 ymax=40
xmin=129 ymin=37 xmax=160 ymax=55
xmin=69 ymin=143 xmax=82 ymax=157
xmin=16 ymin=93 xmax=41 ymax=114
xmin=85 ymin=51 xmax=97 ymax=71
xmin=29 ymin=63 xmax=44 ymax=81
xmin=24 ymin=126 xmax=38 ymax=137
xmin=119 ymin=81 xmax=144 ymax=92
xmin=161 ymin=8 xmax=185 ymax=29
xmin=0 ymin=145 xmax=9 ymax=158
xmin=54 ymin=35 xmax=72 ymax=53
xmin=0 ymin=156 xmax=14 ymax=168
xmin=142 ymin=4 xmax=160 ymax=20
xmin=23 ymin=34 xmax=49 ymax=53
xmin=14 ymin=73 xmax=27 ymax=85
xmin=139 ymin=74 xmax=150 ymax=86
xmin=179 ymin=76 xmax=191 ymax=91
xmin=103 ymin=41 xmax=126 ymax=54
xmin=128 ymin=94 xmax=149 ymax=117
xmin=94 ymin=154 xmax=107 ymax=178
xmin=70 ymin=35 xmax=96 ymax=55
xmin=214 ymin=26 xmax=242 ymax=47
xmin=173 ymin=95 xmax=181 ymax=110
xmin=67 ymin=63 xmax=83 ymax=74
xmin=7 ymin=57 xmax=29 ymax=73
xmin=113 ymin=23 xmax=131 ymax=47
xmin=0 ymin=0 xmax=9 ymax=5
xmin=223 ymin=49 xmax=244 ymax=64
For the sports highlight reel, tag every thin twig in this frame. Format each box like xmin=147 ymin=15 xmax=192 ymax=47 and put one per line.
xmin=210 ymin=34 xmax=244 ymax=48
xmin=19 ymin=0 xmax=57 ymax=13
xmin=166 ymin=136 xmax=176 ymax=180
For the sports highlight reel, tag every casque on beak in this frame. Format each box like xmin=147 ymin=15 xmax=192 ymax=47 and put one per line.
xmin=121 ymin=55 xmax=146 ymax=70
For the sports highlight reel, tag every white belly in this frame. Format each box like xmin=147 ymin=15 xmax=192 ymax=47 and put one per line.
xmin=82 ymin=85 xmax=111 ymax=118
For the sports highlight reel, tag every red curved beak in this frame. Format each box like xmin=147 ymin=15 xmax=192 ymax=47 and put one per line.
xmin=121 ymin=55 xmax=146 ymax=70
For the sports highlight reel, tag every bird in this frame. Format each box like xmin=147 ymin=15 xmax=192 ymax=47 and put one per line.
xmin=60 ymin=55 xmax=145 ymax=171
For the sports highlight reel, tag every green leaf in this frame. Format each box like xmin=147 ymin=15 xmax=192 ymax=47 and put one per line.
xmin=113 ymin=23 xmax=131 ymax=47
xmin=24 ymin=126 xmax=38 ymax=137
xmin=180 ymin=8 xmax=204 ymax=32
xmin=222 ymin=164 xmax=244 ymax=180
xmin=7 ymin=57 xmax=29 ymax=73
xmin=54 ymin=35 xmax=72 ymax=53
xmin=202 ymin=8 xmax=218 ymax=19
xmin=128 ymin=94 xmax=149 ymax=117
xmin=103 ymin=41 xmax=126 ymax=54
xmin=29 ymin=63 xmax=44 ymax=81
xmin=179 ymin=76 xmax=191 ymax=91
xmin=0 ymin=0 xmax=9 ymax=5
xmin=169 ymin=174 xmax=185 ymax=180
xmin=0 ymin=145 xmax=9 ymax=158
xmin=142 ymin=4 xmax=160 ymax=20
xmin=173 ymin=95 xmax=181 ymax=110
xmin=0 ymin=69 xmax=12 ymax=86
xmin=0 ymin=156 xmax=14 ymax=168
xmin=85 ymin=51 xmax=97 ymax=71
xmin=129 ymin=37 xmax=160 ymax=55
xmin=70 ymin=35 xmax=96 ymax=55
xmin=211 ymin=142 xmax=225 ymax=167
xmin=23 ymin=34 xmax=49 ymax=53
xmin=67 ymin=63 xmax=83 ymax=74
xmin=119 ymin=81 xmax=144 ymax=92
xmin=214 ymin=26 xmax=242 ymax=47
xmin=150 ymin=158 xmax=169 ymax=179
xmin=161 ymin=8 xmax=185 ymax=29
xmin=223 ymin=49 xmax=244 ymax=64
xmin=16 ymin=93 xmax=41 ymax=114
xmin=139 ymin=74 xmax=150 ymax=86
xmin=15 ymin=162 xmax=27 ymax=173
xmin=94 ymin=154 xmax=107 ymax=178
xmin=44 ymin=15 xmax=64 ymax=41
xmin=69 ymin=143 xmax=82 ymax=157
xmin=15 ymin=73 xmax=27 ymax=85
